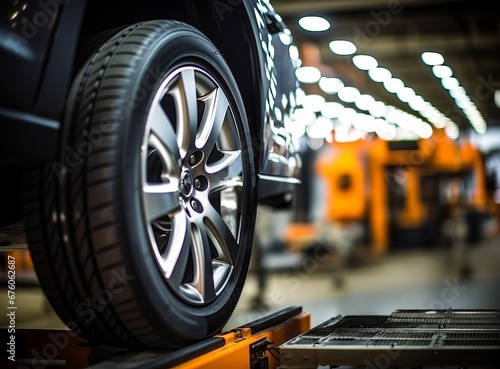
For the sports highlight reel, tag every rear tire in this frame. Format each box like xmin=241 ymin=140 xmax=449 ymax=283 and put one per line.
xmin=23 ymin=20 xmax=256 ymax=349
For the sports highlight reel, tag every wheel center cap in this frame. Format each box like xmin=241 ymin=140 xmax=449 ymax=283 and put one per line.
xmin=180 ymin=171 xmax=194 ymax=196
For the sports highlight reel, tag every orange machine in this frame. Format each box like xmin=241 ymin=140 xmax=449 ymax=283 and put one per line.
xmin=368 ymin=128 xmax=489 ymax=252
xmin=285 ymin=128 xmax=490 ymax=258
xmin=316 ymin=139 xmax=367 ymax=223
xmin=284 ymin=138 xmax=368 ymax=256
xmin=367 ymin=135 xmax=435 ymax=254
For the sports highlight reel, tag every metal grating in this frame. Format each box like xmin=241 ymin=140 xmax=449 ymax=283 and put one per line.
xmin=279 ymin=309 xmax=500 ymax=368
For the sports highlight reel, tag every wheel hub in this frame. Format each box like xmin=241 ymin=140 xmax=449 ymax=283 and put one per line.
xmin=180 ymin=170 xmax=194 ymax=197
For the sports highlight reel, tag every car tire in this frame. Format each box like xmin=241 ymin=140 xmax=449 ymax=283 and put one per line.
xmin=22 ymin=20 xmax=257 ymax=349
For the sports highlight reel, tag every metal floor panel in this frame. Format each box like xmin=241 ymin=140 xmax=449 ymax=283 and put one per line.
xmin=278 ymin=309 xmax=500 ymax=368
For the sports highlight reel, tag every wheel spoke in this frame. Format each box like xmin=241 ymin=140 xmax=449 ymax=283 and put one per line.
xmin=207 ymin=150 xmax=243 ymax=192
xmin=143 ymin=183 xmax=180 ymax=222
xmin=190 ymin=221 xmax=216 ymax=303
xmin=196 ymin=87 xmax=229 ymax=152
xmin=170 ymin=68 xmax=198 ymax=158
xmin=149 ymin=102 xmax=180 ymax=162
xmin=204 ymin=204 xmax=238 ymax=265
xmin=164 ymin=212 xmax=191 ymax=286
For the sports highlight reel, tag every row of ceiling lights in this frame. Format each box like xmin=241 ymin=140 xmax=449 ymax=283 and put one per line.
xmin=291 ymin=15 xmax=488 ymax=142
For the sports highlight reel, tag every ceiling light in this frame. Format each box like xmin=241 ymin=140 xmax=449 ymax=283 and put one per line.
xmin=420 ymin=105 xmax=438 ymax=119
xmin=430 ymin=114 xmax=447 ymax=129
xmin=376 ymin=122 xmax=397 ymax=140
xmin=413 ymin=122 xmax=433 ymax=139
xmin=408 ymin=95 xmax=426 ymax=111
xmin=445 ymin=121 xmax=459 ymax=139
xmin=355 ymin=94 xmax=376 ymax=111
xmin=396 ymin=87 xmax=416 ymax=102
xmin=354 ymin=113 xmax=377 ymax=133
xmin=295 ymin=66 xmax=321 ymax=84
xmin=441 ymin=77 xmax=459 ymax=90
xmin=422 ymin=53 xmax=487 ymax=133
xmin=352 ymin=54 xmax=378 ymax=70
xmin=449 ymin=86 xmax=467 ymax=100
xmin=383 ymin=78 xmax=404 ymax=93
xmin=303 ymin=94 xmax=326 ymax=112
xmin=369 ymin=101 xmax=387 ymax=117
xmin=338 ymin=107 xmax=357 ymax=125
xmin=455 ymin=96 xmax=473 ymax=110
xmin=292 ymin=108 xmax=316 ymax=126
xmin=337 ymin=86 xmax=360 ymax=103
xmin=307 ymin=117 xmax=334 ymax=139
xmin=299 ymin=16 xmax=330 ymax=32
xmin=334 ymin=125 xmax=365 ymax=142
xmin=421 ymin=51 xmax=444 ymax=66
xmin=368 ymin=67 xmax=392 ymax=82
xmin=329 ymin=40 xmax=357 ymax=55
xmin=494 ymin=90 xmax=500 ymax=108
xmin=321 ymin=102 xmax=344 ymax=119
xmin=319 ymin=77 xmax=344 ymax=94
xmin=385 ymin=106 xmax=402 ymax=124
xmin=432 ymin=65 xmax=453 ymax=78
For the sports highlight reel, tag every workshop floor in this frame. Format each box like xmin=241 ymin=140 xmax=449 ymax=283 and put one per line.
xmin=227 ymin=233 xmax=500 ymax=329
xmin=1 ymin=234 xmax=499 ymax=334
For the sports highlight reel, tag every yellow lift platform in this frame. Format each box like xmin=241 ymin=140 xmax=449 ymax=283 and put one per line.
xmin=2 ymin=307 xmax=499 ymax=368
xmin=1 ymin=306 xmax=310 ymax=369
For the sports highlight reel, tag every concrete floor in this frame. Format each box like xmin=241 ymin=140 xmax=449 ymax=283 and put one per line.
xmin=1 ymin=234 xmax=499 ymax=335
xmin=227 ymin=233 xmax=500 ymax=329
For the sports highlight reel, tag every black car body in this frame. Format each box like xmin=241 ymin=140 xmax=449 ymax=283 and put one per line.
xmin=0 ymin=0 xmax=301 ymax=349
xmin=0 ymin=0 xmax=300 ymax=188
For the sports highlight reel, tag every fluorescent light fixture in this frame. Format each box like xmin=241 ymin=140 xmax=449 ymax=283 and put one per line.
xmin=369 ymin=101 xmax=387 ymax=117
xmin=423 ymin=52 xmax=486 ymax=134
xmin=299 ymin=16 xmax=330 ymax=32
xmin=420 ymin=105 xmax=439 ymax=119
xmin=414 ymin=122 xmax=433 ymax=139
xmin=441 ymin=77 xmax=459 ymax=90
xmin=430 ymin=114 xmax=447 ymax=129
xmin=295 ymin=66 xmax=321 ymax=84
xmin=329 ymin=40 xmax=357 ymax=55
xmin=319 ymin=77 xmax=344 ymax=94
xmin=421 ymin=51 xmax=444 ymax=66
xmin=292 ymin=108 xmax=316 ymax=126
xmin=376 ymin=122 xmax=397 ymax=140
xmin=303 ymin=94 xmax=326 ymax=112
xmin=338 ymin=107 xmax=357 ymax=125
xmin=352 ymin=54 xmax=378 ymax=70
xmin=354 ymin=113 xmax=377 ymax=133
xmin=397 ymin=87 xmax=416 ymax=102
xmin=355 ymin=94 xmax=376 ymax=111
xmin=432 ymin=65 xmax=453 ymax=78
xmin=408 ymin=95 xmax=426 ymax=111
xmin=445 ymin=121 xmax=459 ymax=139
xmin=455 ymin=96 xmax=473 ymax=110
xmin=368 ymin=67 xmax=392 ymax=82
xmin=385 ymin=106 xmax=402 ymax=124
xmin=337 ymin=86 xmax=360 ymax=103
xmin=321 ymin=101 xmax=344 ymax=119
xmin=307 ymin=116 xmax=334 ymax=139
xmin=383 ymin=78 xmax=404 ymax=93
xmin=334 ymin=125 xmax=365 ymax=142
xmin=449 ymin=86 xmax=467 ymax=100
